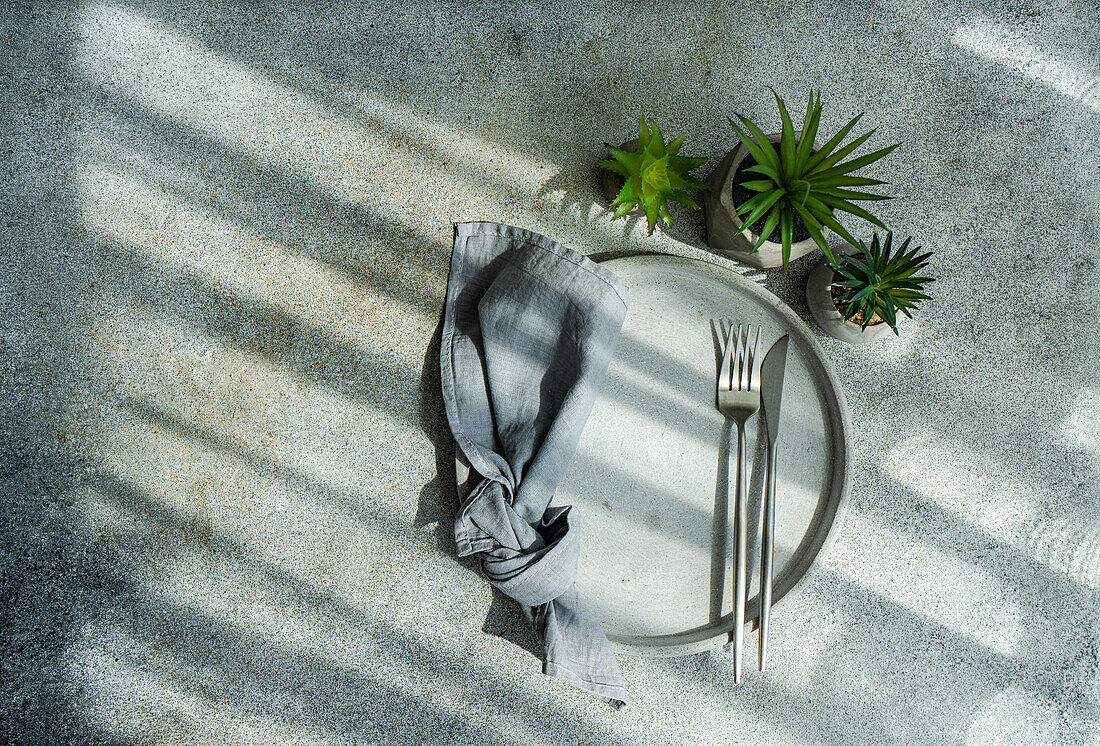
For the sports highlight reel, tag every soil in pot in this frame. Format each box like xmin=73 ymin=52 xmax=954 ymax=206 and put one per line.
xmin=730 ymin=154 xmax=811 ymax=244
xmin=830 ymin=284 xmax=886 ymax=327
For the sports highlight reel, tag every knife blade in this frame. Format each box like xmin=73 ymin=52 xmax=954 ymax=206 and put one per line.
xmin=758 ymin=334 xmax=788 ymax=672
xmin=760 ymin=335 xmax=789 ymax=446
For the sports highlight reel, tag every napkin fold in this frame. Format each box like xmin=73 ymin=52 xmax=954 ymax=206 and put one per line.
xmin=440 ymin=222 xmax=628 ymax=707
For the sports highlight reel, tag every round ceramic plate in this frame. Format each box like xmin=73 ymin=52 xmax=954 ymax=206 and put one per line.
xmin=456 ymin=253 xmax=851 ymax=656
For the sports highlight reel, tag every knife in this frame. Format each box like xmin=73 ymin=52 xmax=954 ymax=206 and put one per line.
xmin=758 ymin=334 xmax=789 ymax=672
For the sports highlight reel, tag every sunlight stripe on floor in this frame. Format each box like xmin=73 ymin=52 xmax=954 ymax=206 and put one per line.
xmin=824 ymin=510 xmax=1023 ymax=660
xmin=884 ymin=430 xmax=1038 ymax=545
xmin=953 ymin=19 xmax=1100 ymax=112
xmin=76 ymin=3 xmax=554 ymax=226
xmin=76 ymin=161 xmax=431 ymax=367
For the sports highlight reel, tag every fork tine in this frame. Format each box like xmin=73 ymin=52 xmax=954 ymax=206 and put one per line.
xmin=734 ymin=325 xmax=746 ymax=391
xmin=738 ymin=324 xmax=752 ymax=390
xmin=719 ymin=321 xmax=735 ymax=394
xmin=749 ymin=326 xmax=763 ymax=390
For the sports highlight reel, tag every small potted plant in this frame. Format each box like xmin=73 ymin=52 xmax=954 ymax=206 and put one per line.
xmin=704 ymin=90 xmax=901 ymax=269
xmin=598 ymin=117 xmax=708 ymax=236
xmin=806 ymin=231 xmax=934 ymax=343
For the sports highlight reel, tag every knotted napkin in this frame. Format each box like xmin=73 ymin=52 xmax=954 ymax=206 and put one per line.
xmin=440 ymin=222 xmax=628 ymax=707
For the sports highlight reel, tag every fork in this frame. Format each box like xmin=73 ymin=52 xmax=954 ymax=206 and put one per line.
xmin=717 ymin=323 xmax=762 ymax=684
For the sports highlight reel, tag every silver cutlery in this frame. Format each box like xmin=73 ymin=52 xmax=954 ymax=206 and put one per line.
xmin=717 ymin=323 xmax=762 ymax=684
xmin=758 ymin=334 xmax=789 ymax=672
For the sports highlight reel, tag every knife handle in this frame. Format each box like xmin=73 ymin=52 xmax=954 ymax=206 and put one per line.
xmin=759 ymin=441 xmax=777 ymax=671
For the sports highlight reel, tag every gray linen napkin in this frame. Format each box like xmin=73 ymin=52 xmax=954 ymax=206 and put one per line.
xmin=440 ymin=222 xmax=629 ymax=707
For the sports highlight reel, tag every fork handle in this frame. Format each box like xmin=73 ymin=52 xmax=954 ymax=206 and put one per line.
xmin=730 ymin=422 xmax=748 ymax=684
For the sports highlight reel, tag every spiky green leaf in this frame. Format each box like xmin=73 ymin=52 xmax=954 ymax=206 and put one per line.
xmin=751 ymin=207 xmax=783 ymax=252
xmin=729 ymin=117 xmax=780 ymax=177
xmin=808 ymin=175 xmax=889 ymax=189
xmin=801 ymin=197 xmax=857 ymax=240
xmin=609 ymin=147 xmax=643 ymax=173
xmin=736 ymin=188 xmax=784 ymax=216
xmin=789 ymin=201 xmax=835 ymax=264
xmin=780 ymin=202 xmax=794 ymax=268
xmin=642 ymin=179 xmax=660 ymax=235
xmin=637 ymin=116 xmax=651 ymax=150
xmin=807 ymin=129 xmax=876 ymax=177
xmin=813 ymin=187 xmax=893 ymax=201
xmin=732 ymin=115 xmax=782 ymax=173
xmin=742 ymin=163 xmax=781 ymax=181
xmin=803 ymin=113 xmax=863 ymax=173
xmin=668 ymin=155 xmax=709 ymax=172
xmin=813 ymin=193 xmax=889 ymax=228
xmin=659 ymin=200 xmax=672 ymax=227
xmin=597 ymin=158 xmax=628 ymax=177
xmin=771 ymin=88 xmax=798 ymax=182
xmin=795 ymin=91 xmax=821 ymax=165
xmin=649 ymin=121 xmax=666 ymax=157
xmin=665 ymin=189 xmax=700 ymax=209
xmin=739 ymin=188 xmax=787 ymax=229
xmin=740 ymin=179 xmax=777 ymax=192
xmin=810 ymin=142 xmax=901 ymax=180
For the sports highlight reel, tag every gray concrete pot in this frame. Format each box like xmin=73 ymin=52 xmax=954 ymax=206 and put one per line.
xmin=599 ymin=140 xmax=645 ymax=218
xmin=704 ymin=131 xmax=824 ymax=269
xmin=806 ymin=243 xmax=906 ymax=344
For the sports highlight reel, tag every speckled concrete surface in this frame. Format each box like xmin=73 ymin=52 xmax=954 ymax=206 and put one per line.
xmin=3 ymin=1 xmax=1099 ymax=744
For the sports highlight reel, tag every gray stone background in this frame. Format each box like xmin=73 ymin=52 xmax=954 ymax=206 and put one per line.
xmin=3 ymin=1 xmax=1099 ymax=743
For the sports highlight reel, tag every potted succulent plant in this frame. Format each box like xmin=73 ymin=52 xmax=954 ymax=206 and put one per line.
xmin=598 ymin=117 xmax=708 ymax=236
xmin=807 ymin=231 xmax=934 ymax=343
xmin=704 ymin=90 xmax=901 ymax=269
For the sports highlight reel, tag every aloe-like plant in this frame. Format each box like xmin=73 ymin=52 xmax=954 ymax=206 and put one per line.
xmin=728 ymin=90 xmax=901 ymax=267
xmin=832 ymin=231 xmax=933 ymax=334
xmin=598 ymin=117 xmax=708 ymax=236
